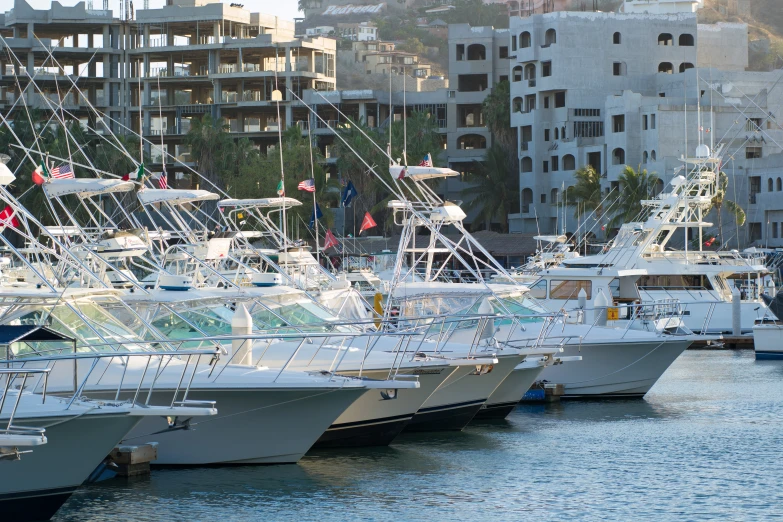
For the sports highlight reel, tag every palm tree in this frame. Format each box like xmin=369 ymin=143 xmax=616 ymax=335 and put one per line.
xmin=608 ymin=165 xmax=659 ymax=229
xmin=710 ymin=171 xmax=746 ymax=246
xmin=184 ymin=114 xmax=231 ymax=187
xmin=567 ymin=165 xmax=608 ymax=220
xmin=461 ymin=142 xmax=519 ymax=232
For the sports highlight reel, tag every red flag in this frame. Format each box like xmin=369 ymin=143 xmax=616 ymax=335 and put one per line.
xmin=323 ymin=229 xmax=339 ymax=250
xmin=32 ymin=164 xmax=47 ymax=186
xmin=359 ymin=212 xmax=377 ymax=234
xmin=0 ymin=205 xmax=20 ymax=229
xmin=397 ymin=168 xmax=406 ymax=181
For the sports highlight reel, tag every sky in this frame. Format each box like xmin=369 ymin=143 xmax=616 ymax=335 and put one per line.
xmin=1 ymin=0 xmax=303 ymax=22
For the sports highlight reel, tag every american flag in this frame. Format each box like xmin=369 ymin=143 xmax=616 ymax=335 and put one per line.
xmin=51 ymin=164 xmax=74 ymax=179
xmin=297 ymin=178 xmax=315 ymax=192
xmin=158 ymin=171 xmax=167 ymax=189
xmin=418 ymin=153 xmax=432 ymax=167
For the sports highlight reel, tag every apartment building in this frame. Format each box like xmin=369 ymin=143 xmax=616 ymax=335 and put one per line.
xmin=336 ymin=22 xmax=378 ymax=41
xmin=505 ymin=11 xmax=781 ymax=248
xmin=0 ymin=0 xmax=337 ymax=173
xmin=350 ymin=40 xmax=432 ymax=78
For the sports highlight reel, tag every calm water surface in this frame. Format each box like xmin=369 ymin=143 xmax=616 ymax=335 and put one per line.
xmin=55 ymin=350 xmax=782 ymax=521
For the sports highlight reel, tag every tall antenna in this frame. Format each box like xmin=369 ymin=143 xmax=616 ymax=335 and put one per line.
xmin=157 ymin=75 xmax=165 ymax=183
xmin=697 ymin=71 xmax=702 ymax=148
xmin=388 ymin=69 xmax=393 ymax=165
xmin=402 ymin=68 xmax=408 ymax=166
xmin=272 ymin=44 xmax=287 ymax=240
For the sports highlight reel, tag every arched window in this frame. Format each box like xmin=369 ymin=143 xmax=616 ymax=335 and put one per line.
xmin=513 ymin=97 xmax=523 ymax=112
xmin=512 ymin=65 xmax=523 ymax=82
xmin=457 ymin=134 xmax=486 ymax=150
xmin=679 ymin=62 xmax=694 ymax=73
xmin=769 ymin=178 xmax=774 ymax=192
xmin=778 ymin=178 xmax=782 ymax=191
xmin=523 ymin=63 xmax=536 ymax=80
xmin=651 ymin=150 xmax=656 ymax=161
xmin=551 ymin=188 xmax=559 ymax=204
xmin=521 ymin=188 xmax=533 ymax=213
xmin=521 ymin=156 xmax=533 ymax=173
xmin=658 ymin=62 xmax=674 ymax=74
xmin=653 ymin=179 xmax=664 ymax=195
xmin=554 ymin=127 xmax=559 ymax=140
xmin=658 ymin=33 xmax=673 ymax=46
xmin=561 ymin=126 xmax=566 ymax=139
xmin=520 ymin=31 xmax=531 ymax=48
xmin=466 ymin=44 xmax=486 ymax=61
xmin=679 ymin=33 xmax=694 ymax=46
xmin=562 ymin=154 xmax=575 ymax=170
xmin=612 ymin=147 xmax=625 ymax=165
xmin=613 ymin=32 xmax=621 ymax=44
xmin=545 ymin=29 xmax=556 ymax=46
xmin=643 ymin=151 xmax=649 ymax=163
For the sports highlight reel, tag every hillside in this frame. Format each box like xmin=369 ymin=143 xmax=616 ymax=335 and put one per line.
xmin=699 ymin=0 xmax=783 ymax=70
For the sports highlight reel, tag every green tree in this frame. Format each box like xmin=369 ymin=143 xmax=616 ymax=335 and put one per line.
xmin=184 ymin=114 xmax=232 ymax=188
xmin=567 ymin=166 xmax=608 ymax=220
xmin=710 ymin=171 xmax=746 ymax=247
xmin=461 ymin=142 xmax=519 ymax=232
xmin=399 ymin=37 xmax=425 ymax=55
xmin=608 ymin=165 xmax=659 ymax=229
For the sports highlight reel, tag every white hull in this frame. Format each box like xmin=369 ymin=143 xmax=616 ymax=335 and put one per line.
xmin=640 ymin=289 xmax=763 ymax=334
xmin=121 ymin=387 xmax=366 ymax=465
xmin=539 ymin=339 xmax=690 ymax=397
xmin=314 ymin=366 xmax=456 ymax=447
xmin=406 ymin=353 xmax=525 ymax=431
xmin=0 ymin=412 xmax=140 ymax=521
xmin=752 ymin=323 xmax=783 ymax=359
xmin=475 ymin=362 xmax=547 ymax=419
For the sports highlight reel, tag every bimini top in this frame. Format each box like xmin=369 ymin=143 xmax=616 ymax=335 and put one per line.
xmin=218 ymin=197 xmax=303 ymax=209
xmin=138 ymin=189 xmax=220 ymax=206
xmin=45 ymin=178 xmax=135 ymax=198
xmin=390 ymin=165 xmax=459 ymax=180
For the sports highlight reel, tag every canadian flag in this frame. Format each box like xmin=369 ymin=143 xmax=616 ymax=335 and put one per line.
xmin=323 ymin=229 xmax=339 ymax=250
xmin=359 ymin=212 xmax=377 ymax=234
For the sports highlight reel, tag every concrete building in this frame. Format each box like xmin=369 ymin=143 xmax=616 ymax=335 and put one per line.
xmin=505 ymin=11 xmax=777 ymax=246
xmin=336 ymin=21 xmax=378 ymax=41
xmin=0 ymin=0 xmax=337 ymax=174
xmin=350 ymin=40 xmax=432 ymax=78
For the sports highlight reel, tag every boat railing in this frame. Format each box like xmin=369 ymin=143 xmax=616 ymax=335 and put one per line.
xmin=0 ymin=368 xmax=50 ymax=448
xmin=642 ymin=250 xmax=766 ymax=267
xmin=2 ymin=349 xmax=221 ymax=411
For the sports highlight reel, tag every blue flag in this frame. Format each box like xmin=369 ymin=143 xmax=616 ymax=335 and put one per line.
xmin=310 ymin=203 xmax=323 ymax=228
xmin=342 ymin=180 xmax=358 ymax=207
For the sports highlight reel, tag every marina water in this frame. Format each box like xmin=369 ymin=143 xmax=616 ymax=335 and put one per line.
xmin=55 ymin=350 xmax=782 ymax=521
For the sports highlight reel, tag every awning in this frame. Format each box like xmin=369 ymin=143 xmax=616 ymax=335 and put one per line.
xmin=45 ymin=178 xmax=135 ymax=198
xmin=138 ymin=189 xmax=220 ymax=205
xmin=218 ymin=197 xmax=302 ymax=209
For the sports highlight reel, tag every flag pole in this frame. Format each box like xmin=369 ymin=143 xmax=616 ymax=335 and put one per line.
xmin=307 ymin=117 xmax=320 ymax=265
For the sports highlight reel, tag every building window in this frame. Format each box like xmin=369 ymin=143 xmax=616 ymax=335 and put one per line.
xmin=613 ymin=32 xmax=621 ymax=44
xmin=542 ymin=61 xmax=552 ymax=77
xmin=651 ymin=114 xmax=656 ymax=128
xmin=499 ymin=46 xmax=509 ymax=59
xmin=643 ymin=151 xmax=648 ymax=163
xmin=658 ymin=33 xmax=673 ymax=46
xmin=612 ymin=147 xmax=625 ymax=165
xmin=544 ymin=128 xmax=550 ymax=141
xmin=521 ymin=156 xmax=533 ymax=173
xmin=747 ymin=146 xmax=762 ymax=159
xmin=563 ymin=154 xmax=575 ymax=170
xmin=651 ymin=150 xmax=656 ymax=161
xmin=512 ymin=65 xmax=522 ymax=82
xmin=467 ymin=44 xmax=486 ymax=60
xmin=540 ymin=193 xmax=547 ymax=203
xmin=554 ymin=91 xmax=565 ymax=108
xmin=544 ymin=96 xmax=550 ymax=109
xmin=456 ymin=44 xmax=465 ymax=61
xmin=554 ymin=127 xmax=559 ymax=139
xmin=658 ymin=62 xmax=674 ymax=74
xmin=499 ymin=75 xmax=508 ymax=83
xmin=544 ymin=29 xmax=556 ymax=46
xmin=769 ymin=178 xmax=774 ymax=192
xmin=773 ymin=222 xmax=779 ymax=239
xmin=521 ymin=188 xmax=533 ymax=212
xmin=643 ymin=115 xmax=648 ymax=130
xmin=551 ymin=155 xmax=559 ymax=171
xmin=777 ymin=178 xmax=782 ymax=191
xmin=747 ymin=118 xmax=763 ymax=131
xmin=679 ymin=34 xmax=695 ymax=46
xmin=512 ymin=35 xmax=517 ymax=51
xmin=543 ymin=160 xmax=549 ymax=173
xmin=612 ymin=115 xmax=625 ymax=133
xmin=679 ymin=62 xmax=695 ymax=73
xmin=551 ymin=188 xmax=559 ymax=204
xmin=513 ymin=97 xmax=523 ymax=112
xmin=613 ymin=62 xmax=626 ymax=76
xmin=520 ymin=31 xmax=531 ymax=48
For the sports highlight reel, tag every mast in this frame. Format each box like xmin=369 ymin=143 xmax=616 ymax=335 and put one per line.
xmin=307 ymin=117 xmax=320 ymax=265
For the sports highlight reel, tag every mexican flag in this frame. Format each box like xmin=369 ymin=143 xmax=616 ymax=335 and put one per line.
xmin=276 ymin=179 xmax=284 ymax=196
xmin=32 ymin=162 xmax=50 ymax=185
xmin=122 ymin=163 xmax=144 ymax=182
